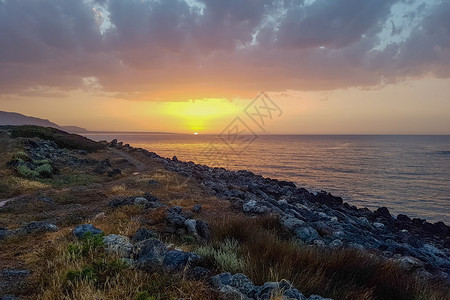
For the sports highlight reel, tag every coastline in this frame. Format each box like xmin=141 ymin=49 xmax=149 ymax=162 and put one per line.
xmin=1 ymin=129 xmax=449 ymax=298
xmin=108 ymin=141 xmax=450 ymax=279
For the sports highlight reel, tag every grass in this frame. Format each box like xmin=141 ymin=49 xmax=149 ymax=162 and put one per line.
xmin=206 ymin=214 xmax=450 ymax=300
xmin=0 ymin=176 xmax=50 ymax=198
xmin=196 ymin=238 xmax=245 ymax=274
xmin=28 ymin=231 xmax=218 ymax=300
xmin=11 ymin=125 xmax=105 ymax=152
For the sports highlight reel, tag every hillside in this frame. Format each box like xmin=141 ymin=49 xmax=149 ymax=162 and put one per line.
xmin=0 ymin=126 xmax=449 ymax=300
xmin=0 ymin=111 xmax=87 ymax=133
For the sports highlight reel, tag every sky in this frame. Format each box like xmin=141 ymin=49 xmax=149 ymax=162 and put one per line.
xmin=0 ymin=0 xmax=449 ymax=134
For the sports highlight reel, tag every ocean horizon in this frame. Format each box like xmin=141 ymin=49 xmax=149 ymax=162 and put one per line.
xmin=84 ymin=133 xmax=450 ymax=224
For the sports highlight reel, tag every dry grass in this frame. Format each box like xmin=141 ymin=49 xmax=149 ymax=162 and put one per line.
xmin=26 ymin=226 xmax=218 ymax=300
xmin=207 ymin=214 xmax=450 ymax=300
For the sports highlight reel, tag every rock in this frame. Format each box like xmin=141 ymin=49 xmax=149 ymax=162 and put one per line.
xmin=73 ymin=224 xmax=103 ymax=239
xmin=282 ymin=217 xmax=305 ymax=230
xmin=133 ymin=238 xmax=168 ymax=271
xmin=374 ymin=207 xmax=393 ymax=220
xmin=313 ymin=223 xmax=334 ymax=236
xmin=172 ymin=155 xmax=179 ymax=162
xmin=195 ymin=220 xmax=210 ymax=240
xmin=1 ymin=295 xmax=18 ymax=300
xmin=166 ymin=209 xmax=187 ymax=227
xmin=313 ymin=239 xmax=326 ymax=247
xmin=243 ymin=200 xmax=257 ymax=212
xmin=148 ymin=179 xmax=160 ymax=186
xmin=107 ymin=168 xmax=122 ymax=177
xmin=184 ymin=219 xmax=198 ymax=235
xmin=278 ymin=199 xmax=289 ymax=208
xmin=229 ymin=273 xmax=256 ymax=297
xmin=243 ymin=200 xmax=270 ymax=214
xmin=255 ymin=281 xmax=304 ymax=300
xmin=193 ymin=204 xmax=202 ymax=213
xmin=38 ymin=196 xmax=53 ymax=203
xmin=143 ymin=192 xmax=160 ymax=202
xmin=131 ymin=227 xmax=158 ymax=243
xmin=396 ymin=256 xmax=424 ymax=271
xmin=134 ymin=197 xmax=149 ymax=206
xmin=77 ymin=150 xmax=87 ymax=156
xmin=0 ymin=229 xmax=7 ymax=240
xmin=295 ymin=226 xmax=319 ymax=243
xmin=25 ymin=221 xmax=58 ymax=234
xmin=211 ymin=272 xmax=233 ymax=287
xmin=93 ymin=212 xmax=106 ymax=220
xmin=373 ymin=222 xmax=385 ymax=229
xmin=163 ymin=250 xmax=201 ymax=271
xmin=307 ymin=295 xmax=333 ymax=300
xmin=103 ymin=234 xmax=133 ymax=258
xmin=218 ymin=285 xmax=251 ymax=300
xmin=329 ymin=239 xmax=343 ymax=248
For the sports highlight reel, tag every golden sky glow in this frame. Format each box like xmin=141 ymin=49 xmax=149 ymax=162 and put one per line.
xmin=1 ymin=0 xmax=449 ymax=134
xmin=1 ymin=78 xmax=449 ymax=134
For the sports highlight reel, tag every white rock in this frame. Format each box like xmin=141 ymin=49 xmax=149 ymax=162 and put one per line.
xmin=103 ymin=234 xmax=133 ymax=258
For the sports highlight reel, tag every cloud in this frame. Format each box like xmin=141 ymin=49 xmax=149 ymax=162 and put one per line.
xmin=0 ymin=0 xmax=449 ymax=100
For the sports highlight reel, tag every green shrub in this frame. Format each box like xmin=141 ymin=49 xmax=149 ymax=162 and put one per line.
xmin=35 ymin=163 xmax=53 ymax=178
xmin=33 ymin=159 xmax=50 ymax=165
xmin=66 ymin=266 xmax=97 ymax=283
xmin=196 ymin=238 xmax=245 ymax=274
xmin=13 ymin=151 xmax=30 ymax=161
xmin=67 ymin=232 xmax=105 ymax=258
xmin=16 ymin=164 xmax=38 ymax=178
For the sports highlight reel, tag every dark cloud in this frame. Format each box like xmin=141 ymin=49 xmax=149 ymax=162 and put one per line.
xmin=0 ymin=0 xmax=449 ymax=100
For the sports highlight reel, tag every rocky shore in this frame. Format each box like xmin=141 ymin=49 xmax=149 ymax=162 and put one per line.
xmin=121 ymin=143 xmax=450 ymax=282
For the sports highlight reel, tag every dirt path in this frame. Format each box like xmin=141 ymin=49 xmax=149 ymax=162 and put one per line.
xmin=109 ymin=148 xmax=147 ymax=172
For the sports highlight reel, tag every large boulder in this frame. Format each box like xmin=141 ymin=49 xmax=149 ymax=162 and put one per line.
xmin=103 ymin=234 xmax=133 ymax=258
xmin=133 ymin=238 xmax=168 ymax=271
xmin=73 ymin=224 xmax=103 ymax=239
xmin=163 ymin=250 xmax=201 ymax=271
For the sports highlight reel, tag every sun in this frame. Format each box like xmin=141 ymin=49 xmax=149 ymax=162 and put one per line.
xmin=194 ymin=132 xmax=199 ymax=135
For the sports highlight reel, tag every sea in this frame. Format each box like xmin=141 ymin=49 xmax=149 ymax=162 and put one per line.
xmin=84 ymin=133 xmax=450 ymax=224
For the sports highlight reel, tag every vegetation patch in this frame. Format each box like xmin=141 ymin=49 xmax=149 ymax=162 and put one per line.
xmin=11 ymin=125 xmax=105 ymax=152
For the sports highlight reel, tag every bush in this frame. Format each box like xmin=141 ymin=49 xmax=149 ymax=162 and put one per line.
xmin=11 ymin=125 xmax=105 ymax=152
xmin=35 ymin=163 xmax=53 ymax=178
xmin=66 ymin=266 xmax=97 ymax=283
xmin=196 ymin=238 xmax=245 ymax=274
xmin=16 ymin=164 xmax=38 ymax=178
